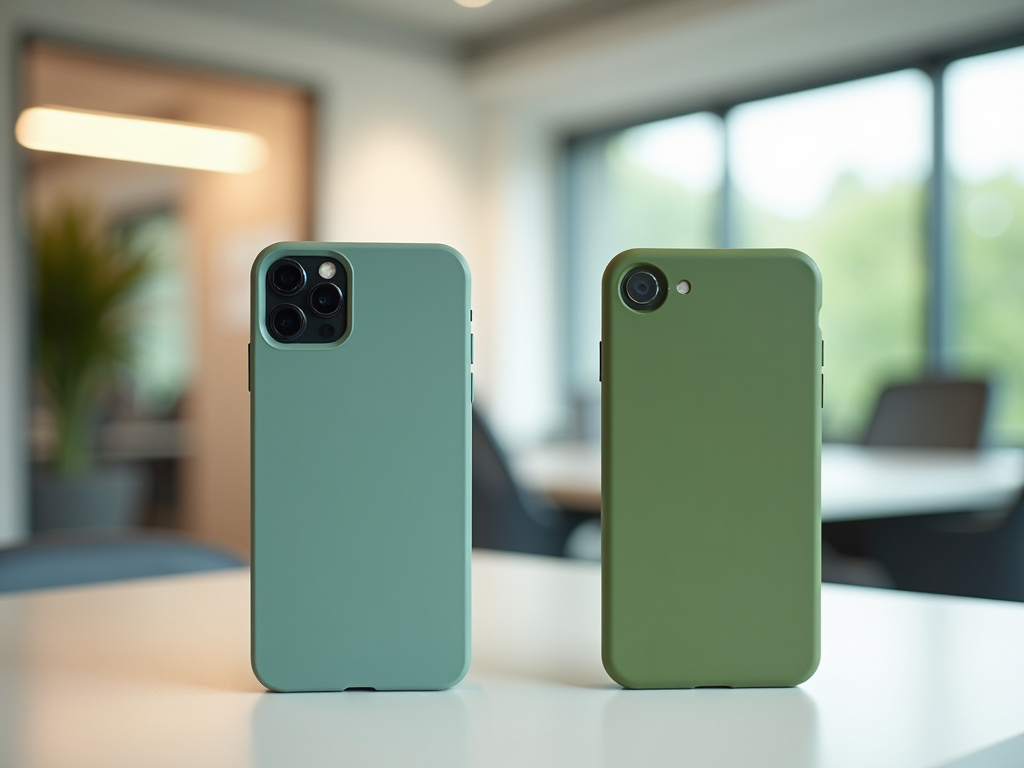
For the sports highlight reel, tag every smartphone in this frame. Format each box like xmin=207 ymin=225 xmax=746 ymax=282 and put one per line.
xmin=601 ymin=248 xmax=821 ymax=688
xmin=250 ymin=242 xmax=472 ymax=692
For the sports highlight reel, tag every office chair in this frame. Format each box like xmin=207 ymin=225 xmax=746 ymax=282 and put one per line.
xmin=826 ymin=377 xmax=1015 ymax=597
xmin=0 ymin=532 xmax=244 ymax=593
xmin=472 ymin=409 xmax=578 ymax=557
xmin=863 ymin=379 xmax=990 ymax=449
xmin=866 ymin=489 xmax=1024 ymax=602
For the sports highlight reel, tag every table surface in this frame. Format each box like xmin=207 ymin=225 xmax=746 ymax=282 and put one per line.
xmin=514 ymin=442 xmax=1024 ymax=522
xmin=3 ymin=551 xmax=1024 ymax=768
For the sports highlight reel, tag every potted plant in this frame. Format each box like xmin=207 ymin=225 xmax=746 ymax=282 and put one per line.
xmin=32 ymin=202 xmax=153 ymax=531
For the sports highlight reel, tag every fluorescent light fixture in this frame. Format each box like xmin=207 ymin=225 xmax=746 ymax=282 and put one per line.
xmin=15 ymin=105 xmax=268 ymax=174
xmin=454 ymin=0 xmax=491 ymax=7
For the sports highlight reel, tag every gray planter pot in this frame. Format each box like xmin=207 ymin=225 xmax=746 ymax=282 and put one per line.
xmin=33 ymin=464 xmax=148 ymax=532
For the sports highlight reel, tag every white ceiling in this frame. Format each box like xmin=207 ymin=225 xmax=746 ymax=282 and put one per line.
xmin=329 ymin=0 xmax=609 ymax=39
xmin=145 ymin=0 xmax=666 ymax=53
xmin=468 ymin=0 xmax=1024 ymax=132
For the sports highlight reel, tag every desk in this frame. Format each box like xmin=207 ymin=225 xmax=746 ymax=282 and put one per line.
xmin=2 ymin=551 xmax=1024 ymax=767
xmin=514 ymin=443 xmax=1024 ymax=522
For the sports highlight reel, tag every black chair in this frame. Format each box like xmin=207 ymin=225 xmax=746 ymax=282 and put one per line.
xmin=866 ymin=490 xmax=1024 ymax=602
xmin=823 ymin=377 xmax=1024 ymax=599
xmin=0 ymin=532 xmax=244 ymax=593
xmin=863 ymin=379 xmax=990 ymax=449
xmin=472 ymin=409 xmax=579 ymax=557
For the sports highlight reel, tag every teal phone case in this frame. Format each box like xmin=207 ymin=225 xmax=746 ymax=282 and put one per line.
xmin=250 ymin=242 xmax=471 ymax=692
xmin=602 ymin=248 xmax=821 ymax=689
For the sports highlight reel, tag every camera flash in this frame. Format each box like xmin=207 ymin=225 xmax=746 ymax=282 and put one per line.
xmin=676 ymin=280 xmax=691 ymax=294
xmin=318 ymin=262 xmax=337 ymax=279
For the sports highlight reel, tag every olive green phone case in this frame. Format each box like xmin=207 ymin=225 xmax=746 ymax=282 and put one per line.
xmin=601 ymin=248 xmax=821 ymax=689
xmin=250 ymin=242 xmax=471 ymax=692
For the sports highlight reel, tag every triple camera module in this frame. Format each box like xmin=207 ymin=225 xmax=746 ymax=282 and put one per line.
xmin=621 ymin=265 xmax=668 ymax=312
xmin=266 ymin=256 xmax=348 ymax=344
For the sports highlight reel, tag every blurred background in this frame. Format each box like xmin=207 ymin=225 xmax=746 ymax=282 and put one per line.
xmin=1 ymin=0 xmax=1023 ymax=597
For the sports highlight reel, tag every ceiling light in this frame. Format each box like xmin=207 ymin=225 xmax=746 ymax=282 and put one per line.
xmin=15 ymin=106 xmax=268 ymax=174
xmin=454 ymin=0 xmax=492 ymax=7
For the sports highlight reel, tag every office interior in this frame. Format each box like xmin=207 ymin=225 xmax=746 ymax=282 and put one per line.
xmin=1 ymin=0 xmax=1024 ymax=589
xmin=3 ymin=1 xmax=1024 ymax=765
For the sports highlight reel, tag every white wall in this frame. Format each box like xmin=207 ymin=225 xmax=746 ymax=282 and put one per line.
xmin=477 ymin=109 xmax=564 ymax=448
xmin=0 ymin=3 xmax=25 ymax=545
xmin=0 ymin=0 xmax=482 ymax=543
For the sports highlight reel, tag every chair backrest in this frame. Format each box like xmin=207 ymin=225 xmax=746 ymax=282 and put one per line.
xmin=0 ymin=533 xmax=244 ymax=593
xmin=472 ymin=409 xmax=569 ymax=556
xmin=863 ymin=379 xmax=990 ymax=449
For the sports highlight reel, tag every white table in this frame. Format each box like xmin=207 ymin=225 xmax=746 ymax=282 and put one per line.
xmin=2 ymin=551 xmax=1024 ymax=768
xmin=514 ymin=442 xmax=1024 ymax=522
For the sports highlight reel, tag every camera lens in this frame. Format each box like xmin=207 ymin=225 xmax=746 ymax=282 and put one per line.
xmin=269 ymin=259 xmax=306 ymax=296
xmin=269 ymin=304 xmax=306 ymax=341
xmin=308 ymin=283 xmax=343 ymax=317
xmin=625 ymin=271 xmax=660 ymax=306
xmin=620 ymin=266 xmax=667 ymax=311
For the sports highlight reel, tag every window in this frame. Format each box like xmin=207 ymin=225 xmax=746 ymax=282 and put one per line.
xmin=119 ymin=211 xmax=193 ymax=414
xmin=566 ymin=113 xmax=723 ymax=436
xmin=730 ymin=71 xmax=931 ymax=439
xmin=565 ymin=44 xmax=1024 ymax=445
xmin=947 ymin=47 xmax=1024 ymax=443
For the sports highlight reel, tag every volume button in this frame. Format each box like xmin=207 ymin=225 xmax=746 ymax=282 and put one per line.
xmin=470 ymin=334 xmax=474 ymax=364
xmin=247 ymin=343 xmax=251 ymax=392
xmin=599 ymin=341 xmax=602 ymax=382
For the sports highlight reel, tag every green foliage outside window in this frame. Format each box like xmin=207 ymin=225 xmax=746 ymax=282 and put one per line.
xmin=953 ymin=175 xmax=1024 ymax=443
xmin=735 ymin=179 xmax=926 ymax=439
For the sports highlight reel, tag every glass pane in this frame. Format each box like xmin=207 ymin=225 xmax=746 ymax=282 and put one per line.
xmin=730 ymin=70 xmax=931 ymax=440
xmin=119 ymin=211 xmax=194 ymax=415
xmin=947 ymin=46 xmax=1024 ymax=444
xmin=567 ymin=113 xmax=723 ymax=436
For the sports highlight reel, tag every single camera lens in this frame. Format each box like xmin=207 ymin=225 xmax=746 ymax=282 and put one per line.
xmin=269 ymin=259 xmax=306 ymax=296
xmin=625 ymin=271 xmax=660 ymax=306
xmin=269 ymin=304 xmax=306 ymax=341
xmin=308 ymin=283 xmax=343 ymax=317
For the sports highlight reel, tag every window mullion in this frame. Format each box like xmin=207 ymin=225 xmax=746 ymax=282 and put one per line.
xmin=926 ymin=62 xmax=951 ymax=374
xmin=719 ymin=108 xmax=733 ymax=248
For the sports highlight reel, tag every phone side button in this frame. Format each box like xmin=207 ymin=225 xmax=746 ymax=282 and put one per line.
xmin=471 ymin=373 xmax=475 ymax=404
xmin=470 ymin=333 xmax=474 ymax=364
xmin=247 ymin=343 xmax=251 ymax=393
xmin=821 ymin=373 xmax=824 ymax=409
xmin=599 ymin=341 xmax=602 ymax=383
